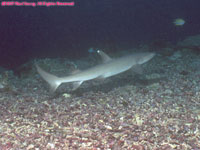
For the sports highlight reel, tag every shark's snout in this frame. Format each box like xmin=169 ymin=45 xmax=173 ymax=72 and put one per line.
xmin=137 ymin=52 xmax=155 ymax=64
xmin=149 ymin=52 xmax=156 ymax=60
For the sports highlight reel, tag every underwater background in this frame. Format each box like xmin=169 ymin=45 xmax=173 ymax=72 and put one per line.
xmin=0 ymin=0 xmax=200 ymax=69
xmin=0 ymin=0 xmax=200 ymax=149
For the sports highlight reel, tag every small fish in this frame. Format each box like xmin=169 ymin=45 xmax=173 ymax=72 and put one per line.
xmin=173 ymin=18 xmax=185 ymax=26
xmin=88 ymin=47 xmax=96 ymax=53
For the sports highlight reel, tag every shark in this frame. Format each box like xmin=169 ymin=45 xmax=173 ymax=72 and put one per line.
xmin=36 ymin=50 xmax=155 ymax=92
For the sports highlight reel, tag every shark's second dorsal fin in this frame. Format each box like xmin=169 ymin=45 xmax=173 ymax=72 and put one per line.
xmin=97 ymin=50 xmax=112 ymax=63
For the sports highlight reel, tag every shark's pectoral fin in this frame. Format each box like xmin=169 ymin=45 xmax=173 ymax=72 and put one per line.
xmin=131 ymin=64 xmax=143 ymax=74
xmin=72 ymin=81 xmax=83 ymax=91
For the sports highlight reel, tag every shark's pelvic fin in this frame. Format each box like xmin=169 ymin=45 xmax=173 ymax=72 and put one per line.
xmin=36 ymin=64 xmax=61 ymax=93
xmin=72 ymin=81 xmax=83 ymax=91
xmin=97 ymin=50 xmax=112 ymax=63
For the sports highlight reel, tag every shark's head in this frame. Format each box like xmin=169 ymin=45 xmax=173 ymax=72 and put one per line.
xmin=137 ymin=52 xmax=155 ymax=65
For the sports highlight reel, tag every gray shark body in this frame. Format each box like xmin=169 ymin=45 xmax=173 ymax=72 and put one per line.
xmin=36 ymin=50 xmax=155 ymax=92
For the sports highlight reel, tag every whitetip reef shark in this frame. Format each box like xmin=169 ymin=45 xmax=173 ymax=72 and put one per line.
xmin=36 ymin=50 xmax=155 ymax=92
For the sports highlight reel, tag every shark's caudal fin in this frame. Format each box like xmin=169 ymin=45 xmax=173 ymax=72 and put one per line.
xmin=36 ymin=65 xmax=61 ymax=92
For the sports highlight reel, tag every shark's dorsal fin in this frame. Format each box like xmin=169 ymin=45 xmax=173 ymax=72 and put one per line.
xmin=97 ymin=50 xmax=112 ymax=63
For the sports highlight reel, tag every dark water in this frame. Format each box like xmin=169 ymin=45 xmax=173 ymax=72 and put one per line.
xmin=0 ymin=0 xmax=200 ymax=69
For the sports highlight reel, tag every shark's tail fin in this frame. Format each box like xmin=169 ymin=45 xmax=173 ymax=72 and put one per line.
xmin=36 ymin=64 xmax=62 ymax=93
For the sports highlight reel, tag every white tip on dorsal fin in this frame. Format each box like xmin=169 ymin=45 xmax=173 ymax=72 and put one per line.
xmin=97 ymin=50 xmax=112 ymax=63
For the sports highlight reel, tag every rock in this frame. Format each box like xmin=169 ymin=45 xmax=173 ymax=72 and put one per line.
xmin=177 ymin=34 xmax=200 ymax=47
xmin=168 ymin=51 xmax=182 ymax=60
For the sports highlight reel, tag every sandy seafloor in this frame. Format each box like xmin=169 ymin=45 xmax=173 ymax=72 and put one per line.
xmin=0 ymin=47 xmax=200 ymax=150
